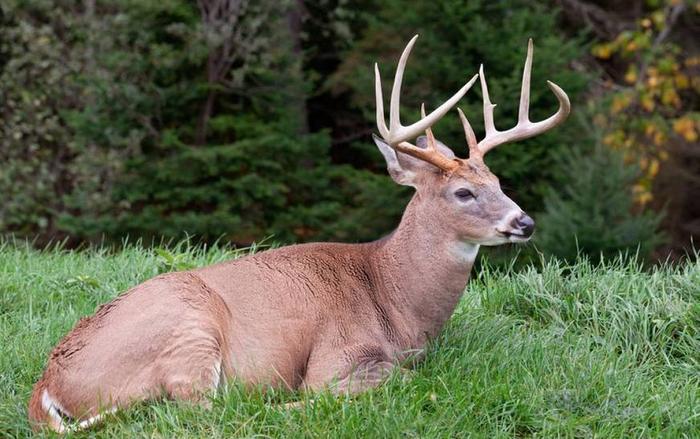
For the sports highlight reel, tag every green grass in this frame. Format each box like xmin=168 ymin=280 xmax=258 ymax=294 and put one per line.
xmin=1 ymin=241 xmax=698 ymax=438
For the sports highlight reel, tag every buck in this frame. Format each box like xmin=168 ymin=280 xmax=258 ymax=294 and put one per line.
xmin=29 ymin=36 xmax=569 ymax=432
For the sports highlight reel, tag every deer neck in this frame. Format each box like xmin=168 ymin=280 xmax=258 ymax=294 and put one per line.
xmin=371 ymin=194 xmax=479 ymax=342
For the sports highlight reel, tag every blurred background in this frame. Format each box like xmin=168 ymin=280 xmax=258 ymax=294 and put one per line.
xmin=0 ymin=0 xmax=698 ymax=264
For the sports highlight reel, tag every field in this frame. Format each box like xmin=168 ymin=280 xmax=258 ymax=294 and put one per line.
xmin=1 ymin=241 xmax=698 ymax=438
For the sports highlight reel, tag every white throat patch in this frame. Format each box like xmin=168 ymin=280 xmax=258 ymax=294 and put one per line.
xmin=450 ymin=242 xmax=480 ymax=264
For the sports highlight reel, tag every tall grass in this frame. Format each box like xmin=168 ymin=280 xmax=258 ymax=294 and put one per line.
xmin=0 ymin=241 xmax=697 ymax=437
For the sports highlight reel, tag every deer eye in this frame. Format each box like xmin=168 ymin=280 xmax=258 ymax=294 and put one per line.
xmin=454 ymin=188 xmax=475 ymax=201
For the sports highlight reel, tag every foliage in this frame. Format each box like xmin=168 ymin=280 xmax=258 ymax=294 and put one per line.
xmin=0 ymin=0 xmax=191 ymax=241
xmin=59 ymin=127 xmax=401 ymax=244
xmin=0 ymin=1 xmax=91 ymax=237
xmin=0 ymin=0 xmax=403 ymax=246
xmin=1 ymin=243 xmax=699 ymax=436
xmin=592 ymin=0 xmax=699 ymax=200
xmin=589 ymin=0 xmax=699 ymax=252
xmin=537 ymin=135 xmax=666 ymax=262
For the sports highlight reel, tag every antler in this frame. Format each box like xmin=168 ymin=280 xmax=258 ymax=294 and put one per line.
xmin=375 ymin=35 xmax=479 ymax=173
xmin=458 ymin=39 xmax=571 ymax=159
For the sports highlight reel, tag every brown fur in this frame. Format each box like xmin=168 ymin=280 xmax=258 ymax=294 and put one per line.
xmin=28 ymin=141 xmax=534 ymax=433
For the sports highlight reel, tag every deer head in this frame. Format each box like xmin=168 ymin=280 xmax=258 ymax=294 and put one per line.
xmin=373 ymin=36 xmax=570 ymax=246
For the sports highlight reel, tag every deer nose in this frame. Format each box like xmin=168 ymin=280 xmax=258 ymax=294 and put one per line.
xmin=511 ymin=213 xmax=535 ymax=237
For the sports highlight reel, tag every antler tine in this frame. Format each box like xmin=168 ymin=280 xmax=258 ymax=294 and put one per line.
xmin=420 ymin=103 xmax=438 ymax=151
xmin=375 ymin=62 xmax=389 ymax=140
xmin=390 ymin=104 xmax=459 ymax=173
xmin=476 ymin=39 xmax=571 ymax=155
xmin=457 ymin=107 xmax=479 ymax=159
xmin=389 ymin=35 xmax=419 ymax=133
xmin=518 ymin=38 xmax=533 ymax=124
xmin=479 ymin=64 xmax=498 ymax=138
xmin=375 ymin=35 xmax=479 ymax=147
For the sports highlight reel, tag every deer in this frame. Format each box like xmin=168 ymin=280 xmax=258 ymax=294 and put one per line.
xmin=28 ymin=36 xmax=570 ymax=433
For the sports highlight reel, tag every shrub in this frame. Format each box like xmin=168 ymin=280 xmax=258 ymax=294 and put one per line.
xmin=59 ymin=126 xmax=404 ymax=245
xmin=536 ymin=140 xmax=665 ymax=262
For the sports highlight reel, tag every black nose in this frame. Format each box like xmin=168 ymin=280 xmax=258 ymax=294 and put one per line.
xmin=511 ymin=213 xmax=535 ymax=237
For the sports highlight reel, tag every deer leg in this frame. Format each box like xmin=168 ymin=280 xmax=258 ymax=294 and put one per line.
xmin=282 ymin=359 xmax=395 ymax=410
xmin=329 ymin=359 xmax=396 ymax=395
xmin=160 ymin=343 xmax=224 ymax=408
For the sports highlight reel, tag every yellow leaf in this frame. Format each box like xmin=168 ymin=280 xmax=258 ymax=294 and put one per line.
xmin=675 ymin=73 xmax=689 ymax=89
xmin=624 ymin=68 xmax=638 ymax=84
xmin=592 ymin=44 xmax=613 ymax=59
xmin=644 ymin=123 xmax=657 ymax=137
xmin=641 ymin=95 xmax=655 ymax=112
xmin=636 ymin=191 xmax=653 ymax=205
xmin=653 ymin=132 xmax=666 ymax=146
xmin=603 ymin=130 xmax=627 ymax=149
xmin=611 ymin=94 xmax=632 ymax=113
xmin=648 ymin=159 xmax=660 ymax=178
xmin=651 ymin=11 xmax=665 ymax=28
xmin=673 ymin=117 xmax=698 ymax=142
xmin=661 ymin=88 xmax=681 ymax=107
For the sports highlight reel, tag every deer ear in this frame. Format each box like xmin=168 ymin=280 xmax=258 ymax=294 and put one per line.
xmin=373 ymin=134 xmax=417 ymax=187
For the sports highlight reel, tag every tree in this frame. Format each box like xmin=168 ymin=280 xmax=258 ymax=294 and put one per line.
xmin=194 ymin=0 xmax=277 ymax=144
xmin=537 ymin=136 xmax=665 ymax=263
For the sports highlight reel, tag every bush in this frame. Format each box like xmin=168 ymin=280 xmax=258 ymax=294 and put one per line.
xmin=536 ymin=140 xmax=665 ymax=263
xmin=59 ymin=126 xmax=404 ymax=245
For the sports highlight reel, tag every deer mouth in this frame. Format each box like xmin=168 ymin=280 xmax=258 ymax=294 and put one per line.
xmin=497 ymin=230 xmax=530 ymax=241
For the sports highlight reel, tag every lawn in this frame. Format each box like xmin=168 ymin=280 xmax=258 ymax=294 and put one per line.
xmin=1 ymin=241 xmax=698 ymax=438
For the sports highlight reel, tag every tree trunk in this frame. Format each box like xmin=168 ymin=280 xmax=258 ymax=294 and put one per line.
xmin=286 ymin=0 xmax=308 ymax=135
xmin=196 ymin=88 xmax=216 ymax=145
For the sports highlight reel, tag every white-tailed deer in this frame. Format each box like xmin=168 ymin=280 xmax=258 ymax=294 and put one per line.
xmin=29 ymin=36 xmax=569 ymax=432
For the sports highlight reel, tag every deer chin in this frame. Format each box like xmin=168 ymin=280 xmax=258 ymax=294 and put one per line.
xmin=460 ymin=234 xmax=508 ymax=247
